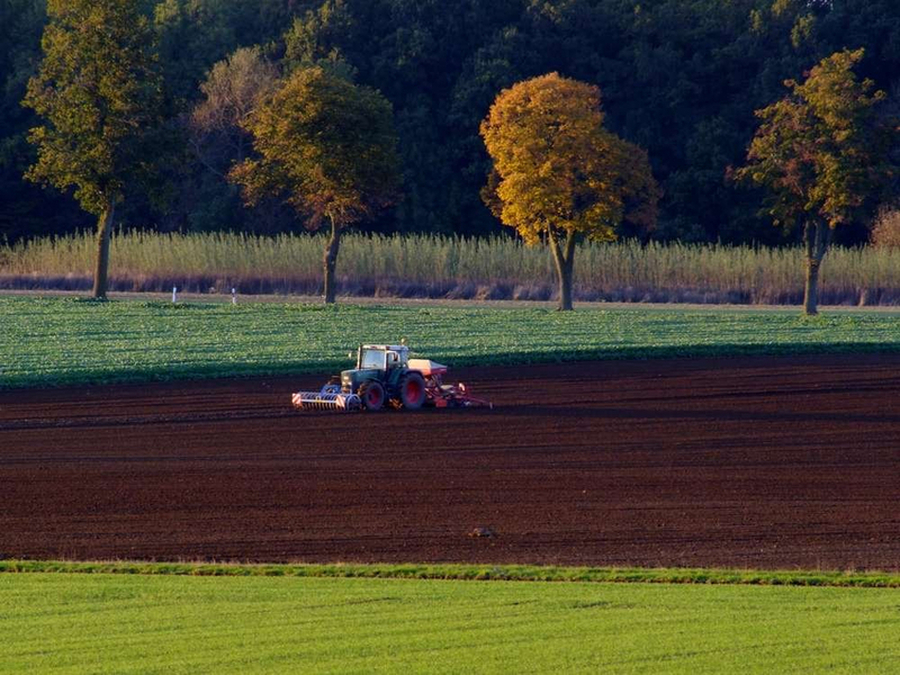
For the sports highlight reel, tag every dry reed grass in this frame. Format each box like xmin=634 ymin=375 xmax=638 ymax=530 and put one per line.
xmin=2 ymin=231 xmax=900 ymax=305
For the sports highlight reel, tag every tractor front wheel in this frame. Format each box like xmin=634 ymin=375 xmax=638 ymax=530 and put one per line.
xmin=359 ymin=381 xmax=385 ymax=411
xmin=399 ymin=372 xmax=426 ymax=410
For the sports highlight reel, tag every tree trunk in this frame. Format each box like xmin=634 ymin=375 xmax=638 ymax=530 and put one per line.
xmin=803 ymin=221 xmax=830 ymax=317
xmin=322 ymin=218 xmax=342 ymax=305
xmin=92 ymin=202 xmax=116 ymax=299
xmin=549 ymin=229 xmax=577 ymax=311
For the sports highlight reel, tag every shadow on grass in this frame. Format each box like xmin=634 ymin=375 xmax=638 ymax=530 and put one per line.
xmin=4 ymin=341 xmax=900 ymax=391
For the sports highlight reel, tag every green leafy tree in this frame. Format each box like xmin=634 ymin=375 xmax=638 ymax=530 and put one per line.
xmin=166 ymin=47 xmax=282 ymax=234
xmin=283 ymin=0 xmax=357 ymax=79
xmin=229 ymin=66 xmax=400 ymax=304
xmin=734 ymin=49 xmax=898 ymax=315
xmin=23 ymin=0 xmax=163 ymax=298
xmin=480 ymin=73 xmax=659 ymax=311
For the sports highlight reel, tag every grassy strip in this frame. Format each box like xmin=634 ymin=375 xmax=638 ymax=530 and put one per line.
xmin=4 ymin=572 xmax=898 ymax=673
xmin=3 ymin=297 xmax=900 ymax=388
xmin=2 ymin=560 xmax=898 ymax=588
xmin=5 ymin=231 xmax=900 ymax=305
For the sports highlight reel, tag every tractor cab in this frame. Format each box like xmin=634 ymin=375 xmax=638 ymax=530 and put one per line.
xmin=356 ymin=345 xmax=409 ymax=371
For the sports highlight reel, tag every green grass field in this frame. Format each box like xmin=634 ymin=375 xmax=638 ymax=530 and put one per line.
xmin=2 ymin=571 xmax=898 ymax=674
xmin=3 ymin=296 xmax=900 ymax=388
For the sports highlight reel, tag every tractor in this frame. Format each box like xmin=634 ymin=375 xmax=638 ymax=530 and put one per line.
xmin=291 ymin=343 xmax=490 ymax=412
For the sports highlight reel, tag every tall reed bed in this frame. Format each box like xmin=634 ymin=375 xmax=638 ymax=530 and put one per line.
xmin=2 ymin=231 xmax=899 ymax=304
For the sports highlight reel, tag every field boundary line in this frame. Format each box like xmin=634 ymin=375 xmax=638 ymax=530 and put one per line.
xmin=1 ymin=561 xmax=898 ymax=588
xmin=6 ymin=289 xmax=900 ymax=313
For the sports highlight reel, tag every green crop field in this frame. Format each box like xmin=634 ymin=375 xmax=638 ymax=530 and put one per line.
xmin=2 ymin=570 xmax=898 ymax=674
xmin=1 ymin=295 xmax=900 ymax=388
xmin=3 ymin=295 xmax=900 ymax=388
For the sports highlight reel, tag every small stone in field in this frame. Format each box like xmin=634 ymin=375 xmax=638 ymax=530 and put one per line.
xmin=469 ymin=526 xmax=496 ymax=538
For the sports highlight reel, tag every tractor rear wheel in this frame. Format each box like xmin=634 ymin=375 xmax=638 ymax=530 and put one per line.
xmin=359 ymin=381 xmax=385 ymax=411
xmin=399 ymin=372 xmax=426 ymax=410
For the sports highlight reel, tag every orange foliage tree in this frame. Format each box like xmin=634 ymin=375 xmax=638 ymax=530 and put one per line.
xmin=480 ymin=73 xmax=659 ymax=310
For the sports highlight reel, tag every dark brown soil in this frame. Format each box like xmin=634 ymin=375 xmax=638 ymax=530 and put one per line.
xmin=2 ymin=354 xmax=898 ymax=570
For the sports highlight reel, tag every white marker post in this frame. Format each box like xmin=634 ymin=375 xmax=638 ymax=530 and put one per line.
xmin=172 ymin=286 xmax=177 ymax=303
xmin=232 ymin=288 xmax=237 ymax=305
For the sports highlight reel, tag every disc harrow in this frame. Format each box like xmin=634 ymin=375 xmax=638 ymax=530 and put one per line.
xmin=291 ymin=385 xmax=362 ymax=412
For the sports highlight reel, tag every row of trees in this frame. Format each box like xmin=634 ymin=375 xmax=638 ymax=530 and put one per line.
xmin=21 ymin=1 xmax=898 ymax=313
xmin=483 ymin=51 xmax=898 ymax=314
xmin=5 ymin=0 xmax=900 ymax=247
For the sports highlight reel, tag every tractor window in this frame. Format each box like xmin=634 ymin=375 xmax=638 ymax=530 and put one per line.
xmin=360 ymin=349 xmax=385 ymax=370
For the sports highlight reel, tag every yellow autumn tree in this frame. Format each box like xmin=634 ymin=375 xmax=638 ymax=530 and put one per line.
xmin=480 ymin=73 xmax=659 ymax=310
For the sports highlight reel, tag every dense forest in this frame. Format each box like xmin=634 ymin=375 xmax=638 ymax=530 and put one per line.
xmin=2 ymin=0 xmax=899 ymax=247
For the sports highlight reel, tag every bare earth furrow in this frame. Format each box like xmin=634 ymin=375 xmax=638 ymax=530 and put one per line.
xmin=1 ymin=354 xmax=898 ymax=569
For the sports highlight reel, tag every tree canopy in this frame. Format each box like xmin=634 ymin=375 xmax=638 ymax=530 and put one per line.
xmin=3 ymin=0 xmax=900 ymax=246
xmin=736 ymin=49 xmax=895 ymax=229
xmin=24 ymin=0 xmax=163 ymax=215
xmin=230 ymin=67 xmax=399 ymax=229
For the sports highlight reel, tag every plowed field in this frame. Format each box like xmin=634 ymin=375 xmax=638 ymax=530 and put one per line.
xmin=2 ymin=355 xmax=898 ymax=570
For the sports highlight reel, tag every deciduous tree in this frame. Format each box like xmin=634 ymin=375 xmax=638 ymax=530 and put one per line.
xmin=734 ymin=49 xmax=898 ymax=315
xmin=229 ymin=66 xmax=400 ymax=304
xmin=480 ymin=72 xmax=659 ymax=310
xmin=190 ymin=47 xmax=279 ymax=172
xmin=23 ymin=0 xmax=163 ymax=299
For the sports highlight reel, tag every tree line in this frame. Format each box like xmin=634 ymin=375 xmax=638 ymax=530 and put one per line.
xmin=4 ymin=0 xmax=900 ymax=245
xmin=3 ymin=0 xmax=900 ymax=313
